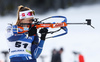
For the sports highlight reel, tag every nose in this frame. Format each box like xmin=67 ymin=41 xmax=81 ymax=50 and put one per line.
xmin=29 ymin=19 xmax=33 ymax=23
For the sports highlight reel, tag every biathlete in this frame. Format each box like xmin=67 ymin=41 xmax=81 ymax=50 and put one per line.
xmin=7 ymin=5 xmax=48 ymax=62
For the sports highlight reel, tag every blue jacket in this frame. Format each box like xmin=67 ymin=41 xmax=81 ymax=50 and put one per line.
xmin=7 ymin=25 xmax=45 ymax=62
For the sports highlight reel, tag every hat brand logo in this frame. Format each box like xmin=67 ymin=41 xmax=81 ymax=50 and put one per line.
xmin=22 ymin=13 xmax=25 ymax=17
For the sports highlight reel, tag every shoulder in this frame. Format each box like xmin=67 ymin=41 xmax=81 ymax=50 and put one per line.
xmin=7 ymin=24 xmax=17 ymax=33
xmin=7 ymin=24 xmax=17 ymax=29
xmin=7 ymin=24 xmax=12 ymax=33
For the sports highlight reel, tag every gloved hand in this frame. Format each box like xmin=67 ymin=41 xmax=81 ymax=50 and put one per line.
xmin=39 ymin=28 xmax=48 ymax=40
xmin=28 ymin=26 xmax=37 ymax=36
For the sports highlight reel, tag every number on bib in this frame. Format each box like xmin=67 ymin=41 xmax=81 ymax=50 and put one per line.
xmin=15 ymin=42 xmax=28 ymax=48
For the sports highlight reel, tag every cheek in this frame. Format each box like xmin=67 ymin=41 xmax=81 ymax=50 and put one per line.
xmin=21 ymin=20 xmax=29 ymax=23
xmin=25 ymin=21 xmax=30 ymax=23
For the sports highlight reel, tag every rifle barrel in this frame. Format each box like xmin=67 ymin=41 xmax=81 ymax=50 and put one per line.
xmin=67 ymin=23 xmax=87 ymax=25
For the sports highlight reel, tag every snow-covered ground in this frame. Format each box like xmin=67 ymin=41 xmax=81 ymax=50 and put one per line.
xmin=0 ymin=3 xmax=100 ymax=62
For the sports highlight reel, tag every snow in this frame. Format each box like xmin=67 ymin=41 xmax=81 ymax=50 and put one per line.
xmin=0 ymin=3 xmax=100 ymax=62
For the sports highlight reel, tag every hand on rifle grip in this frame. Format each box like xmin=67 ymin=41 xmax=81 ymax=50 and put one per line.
xmin=39 ymin=28 xmax=48 ymax=40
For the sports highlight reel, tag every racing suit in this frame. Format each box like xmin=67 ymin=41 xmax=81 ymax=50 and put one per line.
xmin=7 ymin=25 xmax=46 ymax=62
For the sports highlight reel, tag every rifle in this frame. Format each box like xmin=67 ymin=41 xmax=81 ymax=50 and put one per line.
xmin=12 ymin=16 xmax=94 ymax=39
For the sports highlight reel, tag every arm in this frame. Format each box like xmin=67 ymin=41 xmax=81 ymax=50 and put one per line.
xmin=32 ymin=28 xmax=48 ymax=59
xmin=32 ymin=40 xmax=45 ymax=59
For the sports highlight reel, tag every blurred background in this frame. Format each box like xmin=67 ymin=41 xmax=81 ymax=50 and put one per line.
xmin=0 ymin=0 xmax=100 ymax=16
xmin=0 ymin=0 xmax=100 ymax=62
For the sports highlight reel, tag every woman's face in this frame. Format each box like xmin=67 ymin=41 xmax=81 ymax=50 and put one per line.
xmin=20 ymin=17 xmax=33 ymax=23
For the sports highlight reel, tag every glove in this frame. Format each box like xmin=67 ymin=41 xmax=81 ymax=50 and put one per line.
xmin=28 ymin=26 xmax=37 ymax=36
xmin=39 ymin=28 xmax=48 ymax=40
